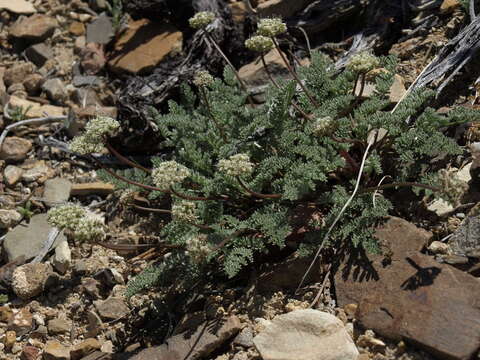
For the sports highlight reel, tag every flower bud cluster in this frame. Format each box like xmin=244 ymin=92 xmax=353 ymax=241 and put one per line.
xmin=193 ymin=70 xmax=214 ymax=87
xmin=151 ymin=161 xmax=191 ymax=189
xmin=189 ymin=11 xmax=215 ymax=29
xmin=312 ymin=116 xmax=336 ymax=137
xmin=347 ymin=52 xmax=380 ymax=74
xmin=245 ymin=35 xmax=274 ymax=53
xmin=257 ymin=18 xmax=287 ymax=37
xmin=172 ymin=201 xmax=198 ymax=223
xmin=218 ymin=153 xmax=254 ymax=177
xmin=69 ymin=116 xmax=120 ymax=155
xmin=186 ymin=234 xmax=212 ymax=264
xmin=47 ymin=204 xmax=86 ymax=231
xmin=47 ymin=204 xmax=107 ymax=242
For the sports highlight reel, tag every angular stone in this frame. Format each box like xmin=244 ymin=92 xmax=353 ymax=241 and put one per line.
xmin=43 ymin=341 xmax=70 ymax=360
xmin=4 ymin=165 xmax=24 ymax=186
xmin=9 ymin=14 xmax=58 ymax=43
xmin=86 ymin=13 xmax=114 ymax=44
xmin=69 ymin=21 xmax=85 ymax=36
xmin=8 ymin=308 xmax=33 ymax=336
xmin=23 ymin=73 xmax=44 ymax=95
xmin=25 ymin=43 xmax=53 ymax=67
xmin=53 ymin=240 xmax=71 ymax=275
xmin=131 ymin=315 xmax=241 ymax=360
xmin=43 ymin=178 xmax=72 ymax=207
xmin=8 ymin=96 xmax=66 ymax=118
xmin=238 ymin=49 xmax=289 ymax=90
xmin=12 ymin=263 xmax=53 ymax=300
xmin=334 ymin=218 xmax=480 ymax=360
xmin=449 ymin=216 xmax=480 ymax=258
xmin=0 ymin=136 xmax=32 ymax=162
xmin=42 ymin=78 xmax=67 ymax=104
xmin=3 ymin=213 xmax=66 ymax=262
xmin=70 ymin=338 xmax=101 ymax=360
xmin=21 ymin=345 xmax=40 ymax=360
xmin=72 ymin=75 xmax=102 ymax=87
xmin=256 ymin=0 xmax=314 ymax=17
xmin=48 ymin=317 xmax=71 ymax=335
xmin=108 ymin=19 xmax=183 ymax=75
xmin=253 ymin=309 xmax=358 ymax=360
xmin=94 ymin=297 xmax=129 ymax=320
xmin=233 ymin=327 xmax=254 ymax=348
xmin=0 ymin=209 xmax=22 ymax=229
xmin=0 ymin=0 xmax=36 ymax=14
xmin=21 ymin=163 xmax=52 ymax=182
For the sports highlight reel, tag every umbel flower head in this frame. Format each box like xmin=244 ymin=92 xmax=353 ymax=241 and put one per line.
xmin=257 ymin=18 xmax=287 ymax=37
xmin=347 ymin=52 xmax=380 ymax=74
xmin=185 ymin=234 xmax=213 ymax=264
xmin=193 ymin=70 xmax=214 ymax=87
xmin=312 ymin=116 xmax=337 ymax=137
xmin=189 ymin=11 xmax=215 ymax=29
xmin=218 ymin=153 xmax=254 ymax=177
xmin=245 ymin=35 xmax=274 ymax=53
xmin=172 ymin=201 xmax=198 ymax=223
xmin=47 ymin=204 xmax=86 ymax=231
xmin=69 ymin=116 xmax=120 ymax=155
xmin=152 ymin=161 xmax=191 ymax=189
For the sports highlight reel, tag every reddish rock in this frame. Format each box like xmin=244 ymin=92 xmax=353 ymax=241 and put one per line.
xmin=21 ymin=345 xmax=40 ymax=360
xmin=334 ymin=217 xmax=480 ymax=360
xmin=9 ymin=14 xmax=58 ymax=43
xmin=108 ymin=19 xmax=183 ymax=75
xmin=8 ymin=308 xmax=33 ymax=336
xmin=80 ymin=43 xmax=106 ymax=75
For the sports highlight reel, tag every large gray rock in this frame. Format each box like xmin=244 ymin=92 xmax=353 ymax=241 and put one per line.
xmin=253 ymin=309 xmax=358 ymax=360
xmin=3 ymin=214 xmax=65 ymax=262
xmin=86 ymin=13 xmax=114 ymax=44
xmin=43 ymin=178 xmax=72 ymax=207
xmin=25 ymin=43 xmax=53 ymax=67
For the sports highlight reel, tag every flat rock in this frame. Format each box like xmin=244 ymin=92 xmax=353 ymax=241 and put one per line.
xmin=21 ymin=163 xmax=53 ymax=182
xmin=108 ymin=19 xmax=183 ymax=75
xmin=131 ymin=315 xmax=241 ymax=360
xmin=253 ymin=309 xmax=358 ymax=360
xmin=12 ymin=263 xmax=53 ymax=300
xmin=70 ymin=338 xmax=101 ymax=360
xmin=94 ymin=297 xmax=129 ymax=320
xmin=8 ymin=307 xmax=33 ymax=336
xmin=238 ymin=49 xmax=289 ymax=90
xmin=256 ymin=0 xmax=314 ymax=17
xmin=47 ymin=317 xmax=71 ymax=335
xmin=9 ymin=14 xmax=58 ymax=43
xmin=72 ymin=75 xmax=102 ymax=87
xmin=43 ymin=177 xmax=72 ymax=207
xmin=70 ymin=182 xmax=115 ymax=196
xmin=0 ymin=136 xmax=32 ymax=162
xmin=3 ymin=213 xmax=66 ymax=262
xmin=0 ymin=0 xmax=36 ymax=14
xmin=334 ymin=217 xmax=480 ymax=360
xmin=86 ymin=13 xmax=114 ymax=44
xmin=8 ymin=96 xmax=66 ymax=118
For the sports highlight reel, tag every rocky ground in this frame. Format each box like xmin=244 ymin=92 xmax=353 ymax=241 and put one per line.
xmin=1 ymin=0 xmax=480 ymax=359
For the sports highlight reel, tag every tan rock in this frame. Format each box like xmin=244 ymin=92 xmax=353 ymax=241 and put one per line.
xmin=11 ymin=263 xmax=53 ymax=300
xmin=4 ymin=62 xmax=35 ymax=86
xmin=256 ymin=0 xmax=313 ymax=17
xmin=23 ymin=73 xmax=44 ymax=95
xmin=9 ymin=14 xmax=58 ymax=43
xmin=69 ymin=21 xmax=85 ymax=36
xmin=70 ymin=338 xmax=101 ymax=360
xmin=0 ymin=137 xmax=32 ymax=162
xmin=0 ymin=210 xmax=22 ymax=229
xmin=109 ymin=19 xmax=183 ymax=74
xmin=229 ymin=2 xmax=249 ymax=22
xmin=4 ymin=330 xmax=16 ymax=350
xmin=43 ymin=341 xmax=70 ymax=360
xmin=70 ymin=182 xmax=115 ymax=196
xmin=0 ymin=0 xmax=36 ymax=14
xmin=4 ymin=165 xmax=24 ymax=186
xmin=8 ymin=96 xmax=66 ymax=118
xmin=8 ymin=308 xmax=33 ymax=336
xmin=238 ymin=48 xmax=289 ymax=89
xmin=440 ymin=0 xmax=460 ymax=13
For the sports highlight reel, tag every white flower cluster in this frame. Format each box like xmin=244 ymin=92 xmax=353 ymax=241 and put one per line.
xmin=74 ymin=216 xmax=106 ymax=242
xmin=189 ymin=11 xmax=215 ymax=29
xmin=347 ymin=52 xmax=380 ymax=74
xmin=193 ymin=70 xmax=214 ymax=87
xmin=257 ymin=18 xmax=287 ymax=37
xmin=151 ymin=161 xmax=191 ymax=189
xmin=245 ymin=35 xmax=274 ymax=53
xmin=186 ymin=234 xmax=212 ymax=264
xmin=172 ymin=201 xmax=198 ymax=223
xmin=218 ymin=153 xmax=254 ymax=177
xmin=47 ymin=204 xmax=86 ymax=231
xmin=47 ymin=204 xmax=107 ymax=242
xmin=312 ymin=116 xmax=336 ymax=137
xmin=69 ymin=116 xmax=120 ymax=155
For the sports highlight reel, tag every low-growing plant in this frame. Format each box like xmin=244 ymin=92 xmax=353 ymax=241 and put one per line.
xmin=68 ymin=17 xmax=478 ymax=297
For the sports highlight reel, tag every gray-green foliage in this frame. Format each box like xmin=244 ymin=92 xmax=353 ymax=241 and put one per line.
xmin=98 ymin=51 xmax=475 ymax=295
